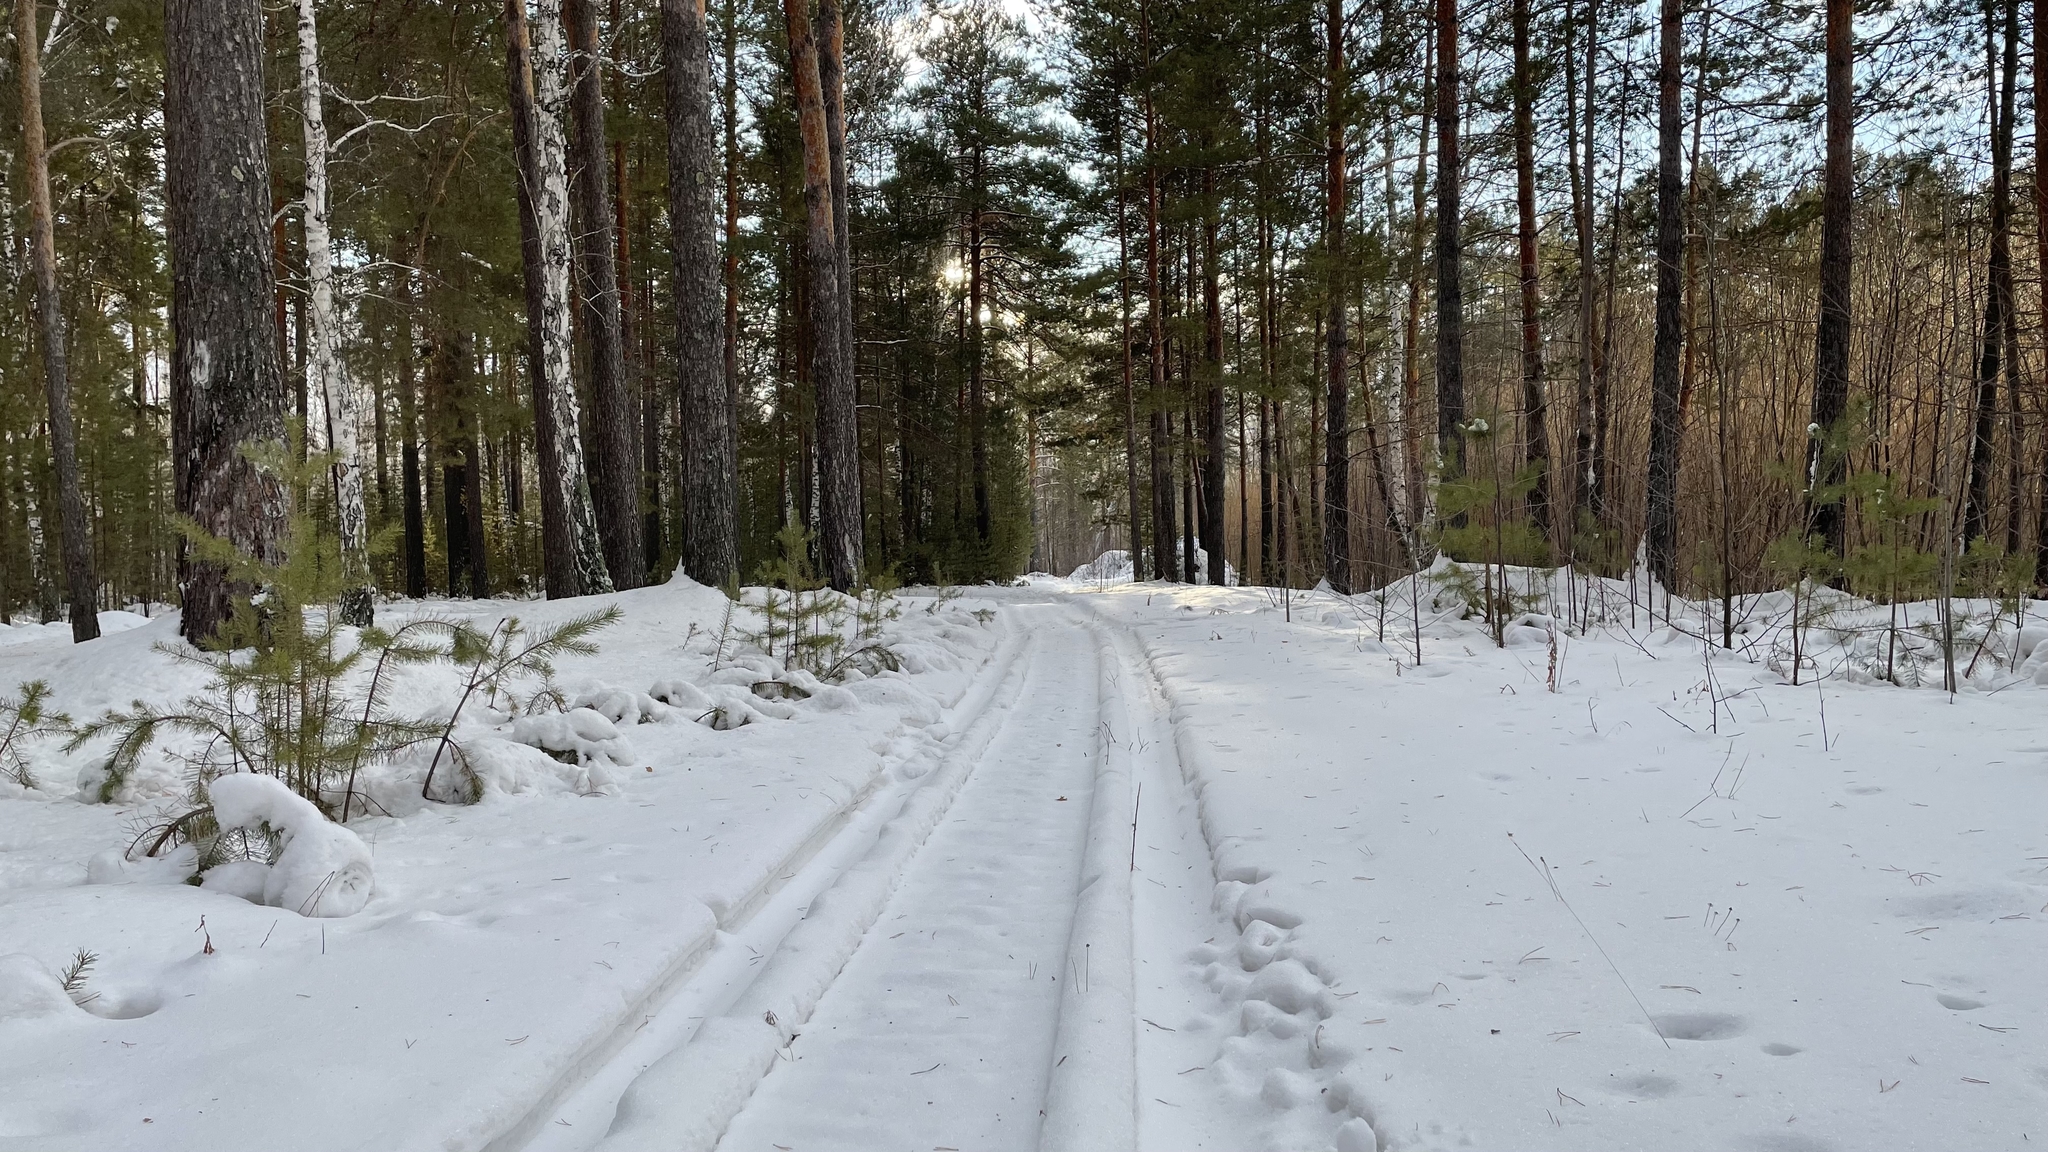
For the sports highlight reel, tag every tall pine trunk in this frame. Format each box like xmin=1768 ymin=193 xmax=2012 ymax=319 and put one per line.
xmin=1434 ymin=0 xmax=1466 ymax=495
xmin=1323 ymin=0 xmax=1353 ymax=593
xmin=1143 ymin=1 xmax=1174 ymax=580
xmin=785 ymin=0 xmax=862 ymax=588
xmin=1567 ymin=0 xmax=1600 ymax=525
xmin=1204 ymin=158 xmax=1228 ymax=587
xmin=509 ymin=0 xmax=612 ymax=597
xmin=1807 ymin=0 xmax=1853 ymax=558
xmin=2035 ymin=0 xmax=2048 ymax=587
xmin=567 ymin=0 xmax=643 ymax=587
xmin=15 ymin=0 xmax=99 ymax=642
xmin=1965 ymin=2 xmax=2012 ymax=547
xmin=294 ymin=0 xmax=372 ymax=624
xmin=1116 ymin=113 xmax=1145 ymax=580
xmin=664 ymin=0 xmax=738 ymax=587
xmin=820 ymin=0 xmax=855 ymax=416
xmin=1512 ymin=0 xmax=1549 ymax=537
xmin=399 ymin=272 xmax=428 ymax=597
xmin=166 ymin=0 xmax=288 ymax=643
xmin=1645 ymin=0 xmax=1688 ymax=591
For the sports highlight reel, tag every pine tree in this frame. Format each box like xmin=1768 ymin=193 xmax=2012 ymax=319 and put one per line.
xmin=165 ymin=0 xmax=289 ymax=644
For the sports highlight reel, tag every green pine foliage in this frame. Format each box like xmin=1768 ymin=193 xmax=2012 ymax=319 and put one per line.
xmin=67 ymin=428 xmax=441 ymax=816
xmin=418 ymin=605 xmax=622 ymax=803
xmin=0 ymin=681 xmax=70 ymax=789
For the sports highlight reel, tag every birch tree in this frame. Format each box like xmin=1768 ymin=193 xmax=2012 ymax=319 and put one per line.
xmin=508 ymin=0 xmax=613 ymax=597
xmin=293 ymin=0 xmax=372 ymax=625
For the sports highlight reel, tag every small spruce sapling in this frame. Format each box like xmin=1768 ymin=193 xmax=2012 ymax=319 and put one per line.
xmin=69 ymin=428 xmax=440 ymax=820
xmin=748 ymin=524 xmax=848 ymax=675
xmin=419 ymin=607 xmax=622 ymax=801
xmin=0 ymin=681 xmax=69 ymax=788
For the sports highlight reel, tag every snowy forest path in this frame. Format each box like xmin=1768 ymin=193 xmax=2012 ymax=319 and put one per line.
xmin=710 ymin=608 xmax=1111 ymax=1151
xmin=516 ymin=600 xmax=1243 ymax=1152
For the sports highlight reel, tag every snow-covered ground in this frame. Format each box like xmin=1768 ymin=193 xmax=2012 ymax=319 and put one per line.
xmin=2 ymin=565 xmax=2044 ymax=1151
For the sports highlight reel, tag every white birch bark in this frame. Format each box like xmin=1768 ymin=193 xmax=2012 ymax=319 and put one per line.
xmin=529 ymin=0 xmax=613 ymax=594
xmin=294 ymin=0 xmax=373 ymax=625
xmin=1378 ymin=87 xmax=1415 ymax=558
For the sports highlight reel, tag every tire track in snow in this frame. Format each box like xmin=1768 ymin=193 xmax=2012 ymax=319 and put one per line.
xmin=500 ymin=620 xmax=1037 ymax=1152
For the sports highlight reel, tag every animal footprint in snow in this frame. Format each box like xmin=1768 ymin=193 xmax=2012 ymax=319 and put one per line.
xmin=1936 ymin=992 xmax=1985 ymax=1011
xmin=1651 ymin=1011 xmax=1746 ymax=1041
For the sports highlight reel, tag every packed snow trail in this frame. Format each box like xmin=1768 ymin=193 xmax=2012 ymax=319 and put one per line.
xmin=712 ymin=610 xmax=1106 ymax=1151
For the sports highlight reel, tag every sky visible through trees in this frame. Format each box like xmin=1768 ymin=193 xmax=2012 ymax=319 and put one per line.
xmin=0 ymin=0 xmax=2042 ymax=631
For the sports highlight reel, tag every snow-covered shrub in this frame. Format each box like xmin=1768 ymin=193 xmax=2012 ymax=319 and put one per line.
xmin=417 ymin=607 xmax=622 ymax=803
xmin=66 ymin=432 xmax=444 ymax=819
xmin=509 ymin=707 xmax=630 ymax=765
xmin=204 ymin=772 xmax=374 ymax=917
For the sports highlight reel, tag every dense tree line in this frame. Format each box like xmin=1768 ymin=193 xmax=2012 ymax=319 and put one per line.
xmin=0 ymin=0 xmax=2042 ymax=645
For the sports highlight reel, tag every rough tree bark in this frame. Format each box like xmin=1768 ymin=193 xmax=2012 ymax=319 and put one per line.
xmin=567 ymin=0 xmax=643 ymax=587
xmin=785 ymin=0 xmax=862 ymax=588
xmin=509 ymin=0 xmax=612 ymax=597
xmin=1965 ymin=1 xmax=2013 ymax=547
xmin=1434 ymin=0 xmax=1466 ymax=495
xmin=1512 ymin=0 xmax=1550 ymax=537
xmin=1567 ymin=0 xmax=1600 ymax=525
xmin=1143 ymin=0 xmax=1174 ymax=581
xmin=1645 ymin=0 xmax=1688 ymax=590
xmin=1204 ymin=157 xmax=1228 ymax=588
xmin=1323 ymin=0 xmax=1353 ymax=593
xmin=293 ymin=0 xmax=372 ymax=624
xmin=1807 ymin=0 xmax=1853 ymax=558
xmin=2035 ymin=0 xmax=2048 ymax=587
xmin=663 ymin=0 xmax=737 ymax=587
xmin=15 ymin=0 xmax=99 ymax=642
xmin=166 ymin=0 xmax=289 ymax=644
xmin=1116 ymin=110 xmax=1145 ymax=580
xmin=819 ymin=0 xmax=854 ymax=406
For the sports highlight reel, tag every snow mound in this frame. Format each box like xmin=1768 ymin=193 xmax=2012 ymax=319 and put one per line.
xmin=207 ymin=773 xmax=374 ymax=917
xmin=510 ymin=707 xmax=630 ymax=764
xmin=0 ymin=954 xmax=77 ymax=1024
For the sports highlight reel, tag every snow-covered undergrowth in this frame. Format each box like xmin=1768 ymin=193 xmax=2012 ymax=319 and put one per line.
xmin=0 ymin=576 xmax=1002 ymax=1151
xmin=1060 ymin=563 xmax=2047 ymax=1151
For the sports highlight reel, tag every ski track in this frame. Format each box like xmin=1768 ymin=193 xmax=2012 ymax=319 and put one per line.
xmin=519 ymin=599 xmax=1369 ymax=1152
xmin=714 ymin=608 xmax=1103 ymax=1152
xmin=505 ymin=617 xmax=1037 ymax=1152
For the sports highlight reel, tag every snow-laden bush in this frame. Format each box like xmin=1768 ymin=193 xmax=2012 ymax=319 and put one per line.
xmin=203 ymin=773 xmax=374 ymax=917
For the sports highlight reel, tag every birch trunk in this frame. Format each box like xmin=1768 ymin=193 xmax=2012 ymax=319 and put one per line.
xmin=15 ymin=0 xmax=100 ymax=642
xmin=1377 ymin=70 xmax=1414 ymax=560
xmin=511 ymin=0 xmax=613 ymax=596
xmin=294 ymin=0 xmax=372 ymax=624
